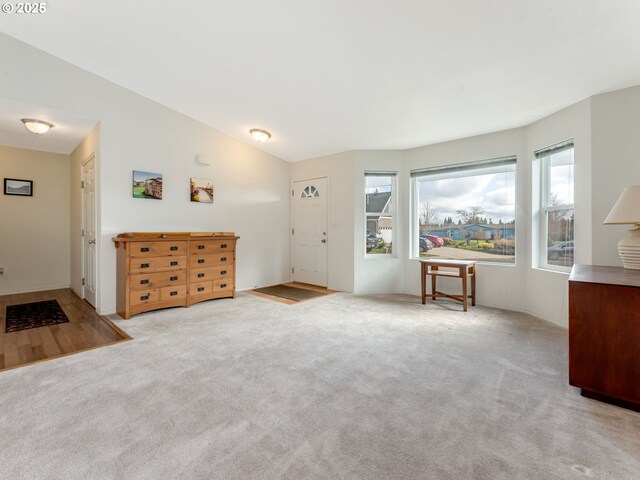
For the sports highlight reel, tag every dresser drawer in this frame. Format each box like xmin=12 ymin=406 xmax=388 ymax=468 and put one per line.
xmin=190 ymin=253 xmax=234 ymax=268
xmin=130 ymin=241 xmax=187 ymax=257
xmin=191 ymin=281 xmax=213 ymax=295
xmin=190 ymin=266 xmax=234 ymax=283
xmin=190 ymin=239 xmax=235 ymax=255
xmin=130 ymin=271 xmax=186 ymax=290
xmin=129 ymin=255 xmax=187 ymax=274
xmin=214 ymin=279 xmax=234 ymax=291
xmin=129 ymin=288 xmax=160 ymax=306
xmin=160 ymin=284 xmax=187 ymax=301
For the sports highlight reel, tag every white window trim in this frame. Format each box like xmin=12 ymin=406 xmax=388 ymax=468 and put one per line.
xmin=538 ymin=143 xmax=574 ymax=273
xmin=364 ymin=172 xmax=397 ymax=258
xmin=409 ymin=157 xmax=517 ymax=265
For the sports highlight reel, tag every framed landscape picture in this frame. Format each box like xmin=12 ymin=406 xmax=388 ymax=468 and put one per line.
xmin=190 ymin=178 xmax=214 ymax=203
xmin=132 ymin=171 xmax=163 ymax=200
xmin=4 ymin=178 xmax=33 ymax=196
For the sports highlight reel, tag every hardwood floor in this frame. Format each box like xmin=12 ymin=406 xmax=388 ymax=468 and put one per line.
xmin=0 ymin=288 xmax=130 ymax=372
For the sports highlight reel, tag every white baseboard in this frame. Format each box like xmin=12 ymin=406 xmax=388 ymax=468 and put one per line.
xmin=353 ymin=288 xmax=406 ymax=295
xmin=0 ymin=283 xmax=71 ymax=296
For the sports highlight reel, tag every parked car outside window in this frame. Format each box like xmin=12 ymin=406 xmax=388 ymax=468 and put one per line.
xmin=419 ymin=236 xmax=434 ymax=253
xmin=426 ymin=234 xmax=444 ymax=247
xmin=548 ymin=240 xmax=574 ymax=260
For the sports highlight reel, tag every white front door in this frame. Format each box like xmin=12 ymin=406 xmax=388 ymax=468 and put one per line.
xmin=292 ymin=177 xmax=328 ymax=287
xmin=81 ymin=155 xmax=97 ymax=307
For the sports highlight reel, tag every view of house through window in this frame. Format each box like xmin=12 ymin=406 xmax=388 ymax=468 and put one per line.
xmin=365 ymin=172 xmax=395 ymax=255
xmin=411 ymin=157 xmax=516 ymax=263
xmin=537 ymin=141 xmax=574 ymax=270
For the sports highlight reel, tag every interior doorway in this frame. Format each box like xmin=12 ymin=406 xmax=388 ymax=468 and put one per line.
xmin=291 ymin=177 xmax=328 ymax=287
xmin=81 ymin=154 xmax=97 ymax=306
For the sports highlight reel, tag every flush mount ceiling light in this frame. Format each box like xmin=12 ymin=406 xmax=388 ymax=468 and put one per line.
xmin=250 ymin=128 xmax=271 ymax=142
xmin=21 ymin=118 xmax=54 ymax=134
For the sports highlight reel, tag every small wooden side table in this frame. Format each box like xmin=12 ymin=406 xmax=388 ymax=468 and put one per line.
xmin=419 ymin=259 xmax=477 ymax=311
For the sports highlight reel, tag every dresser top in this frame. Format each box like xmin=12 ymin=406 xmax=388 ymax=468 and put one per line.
xmin=569 ymin=265 xmax=640 ymax=288
xmin=113 ymin=232 xmax=239 ymax=243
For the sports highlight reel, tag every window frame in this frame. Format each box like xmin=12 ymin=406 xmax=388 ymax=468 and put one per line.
xmin=364 ymin=171 xmax=397 ymax=258
xmin=410 ymin=156 xmax=517 ymax=264
xmin=537 ymin=141 xmax=575 ymax=272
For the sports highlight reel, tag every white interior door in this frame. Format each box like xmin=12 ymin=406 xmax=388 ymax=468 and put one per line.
xmin=292 ymin=177 xmax=328 ymax=287
xmin=81 ymin=155 xmax=97 ymax=307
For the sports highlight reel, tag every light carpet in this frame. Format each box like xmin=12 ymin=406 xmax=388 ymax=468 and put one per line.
xmin=0 ymin=292 xmax=639 ymax=479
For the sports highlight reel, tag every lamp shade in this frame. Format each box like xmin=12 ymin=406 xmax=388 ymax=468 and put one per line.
xmin=603 ymin=185 xmax=640 ymax=225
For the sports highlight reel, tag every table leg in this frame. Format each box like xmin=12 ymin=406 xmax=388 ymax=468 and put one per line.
xmin=470 ymin=266 xmax=476 ymax=307
xmin=431 ymin=272 xmax=437 ymax=300
xmin=461 ymin=267 xmax=468 ymax=312
xmin=421 ymin=263 xmax=426 ymax=305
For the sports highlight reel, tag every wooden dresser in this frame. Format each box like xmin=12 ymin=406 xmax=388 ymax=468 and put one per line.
xmin=568 ymin=265 xmax=640 ymax=411
xmin=114 ymin=232 xmax=238 ymax=319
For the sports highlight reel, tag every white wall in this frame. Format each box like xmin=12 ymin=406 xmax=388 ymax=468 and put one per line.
xmin=0 ymin=145 xmax=70 ymax=294
xmin=0 ymin=33 xmax=291 ymax=314
xmin=402 ymin=128 xmax=529 ymax=312
xmin=291 ymin=151 xmax=355 ymax=292
xmin=353 ymin=150 xmax=406 ymax=294
xmin=591 ymin=85 xmax=640 ymax=266
xmin=525 ymin=99 xmax=591 ymax=325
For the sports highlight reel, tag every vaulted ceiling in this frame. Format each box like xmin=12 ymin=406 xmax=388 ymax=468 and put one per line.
xmin=1 ymin=1 xmax=639 ymax=161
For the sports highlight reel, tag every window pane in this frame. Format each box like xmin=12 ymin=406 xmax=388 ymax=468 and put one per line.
xmin=415 ymin=164 xmax=516 ymax=263
xmin=548 ymin=148 xmax=574 ymax=206
xmin=546 ymin=209 xmax=574 ymax=268
xmin=365 ymin=175 xmax=393 ymax=255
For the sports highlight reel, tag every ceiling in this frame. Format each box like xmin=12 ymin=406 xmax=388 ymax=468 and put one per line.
xmin=1 ymin=1 xmax=640 ymax=161
xmin=0 ymin=98 xmax=98 ymax=154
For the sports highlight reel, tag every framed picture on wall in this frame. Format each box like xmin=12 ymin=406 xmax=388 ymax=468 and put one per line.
xmin=190 ymin=178 xmax=214 ymax=203
xmin=132 ymin=171 xmax=163 ymax=199
xmin=4 ymin=178 xmax=33 ymax=196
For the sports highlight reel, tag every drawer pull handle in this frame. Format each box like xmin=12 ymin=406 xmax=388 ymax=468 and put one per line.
xmin=198 ymin=259 xmax=205 ymax=264
xmin=170 ymin=246 xmax=178 ymax=251
xmin=221 ymin=244 xmax=227 ymax=248
xmin=198 ymin=245 xmax=205 ymax=250
xmin=170 ymin=276 xmax=178 ymax=281
xmin=141 ymin=263 xmax=149 ymax=269
xmin=198 ymin=287 xmax=205 ymax=292
xmin=170 ymin=291 xmax=178 ymax=296
xmin=221 ymin=257 xmax=227 ymax=261
xmin=198 ymin=273 xmax=205 ymax=278
xmin=221 ymin=283 xmax=227 ymax=288
xmin=170 ymin=261 xmax=178 ymax=266
xmin=141 ymin=247 xmax=149 ymax=252
xmin=221 ymin=270 xmax=227 ymax=275
xmin=141 ymin=295 xmax=149 ymax=301
xmin=140 ymin=279 xmax=149 ymax=285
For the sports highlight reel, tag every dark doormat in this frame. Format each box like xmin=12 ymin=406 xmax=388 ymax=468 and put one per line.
xmin=253 ymin=284 xmax=328 ymax=302
xmin=5 ymin=299 xmax=70 ymax=333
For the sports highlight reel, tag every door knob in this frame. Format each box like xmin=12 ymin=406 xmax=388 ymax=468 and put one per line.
xmin=321 ymin=239 xmax=327 ymax=243
xmin=88 ymin=240 xmax=96 ymax=244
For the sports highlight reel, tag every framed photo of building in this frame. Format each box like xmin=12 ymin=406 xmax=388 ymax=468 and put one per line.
xmin=190 ymin=178 xmax=214 ymax=203
xmin=132 ymin=171 xmax=163 ymax=200
xmin=4 ymin=178 xmax=33 ymax=196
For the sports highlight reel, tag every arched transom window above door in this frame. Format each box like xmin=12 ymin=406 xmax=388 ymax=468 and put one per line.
xmin=300 ymin=185 xmax=320 ymax=198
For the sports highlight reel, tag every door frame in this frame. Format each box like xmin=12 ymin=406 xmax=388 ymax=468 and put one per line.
xmin=80 ymin=153 xmax=98 ymax=307
xmin=290 ymin=175 xmax=330 ymax=286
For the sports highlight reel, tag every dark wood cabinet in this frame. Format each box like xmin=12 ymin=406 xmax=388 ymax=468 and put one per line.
xmin=569 ymin=265 xmax=640 ymax=411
